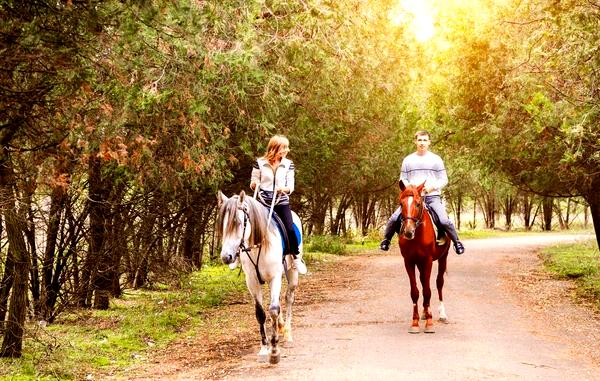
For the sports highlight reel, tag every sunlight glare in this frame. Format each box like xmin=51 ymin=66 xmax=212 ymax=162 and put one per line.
xmin=389 ymin=0 xmax=436 ymax=42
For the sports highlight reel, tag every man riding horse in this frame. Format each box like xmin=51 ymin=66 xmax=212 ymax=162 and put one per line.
xmin=380 ymin=130 xmax=465 ymax=255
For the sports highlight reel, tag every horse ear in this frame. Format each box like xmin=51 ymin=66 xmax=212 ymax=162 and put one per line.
xmin=416 ymin=181 xmax=426 ymax=194
xmin=217 ymin=191 xmax=228 ymax=207
xmin=239 ymin=190 xmax=246 ymax=204
xmin=399 ymin=180 xmax=406 ymax=191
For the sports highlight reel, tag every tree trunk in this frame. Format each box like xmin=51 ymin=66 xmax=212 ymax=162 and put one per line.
xmin=181 ymin=192 xmax=202 ymax=269
xmin=0 ymin=211 xmax=30 ymax=358
xmin=541 ymin=197 xmax=553 ymax=231
xmin=584 ymin=204 xmax=589 ymax=228
xmin=503 ymin=194 xmax=515 ymax=230
xmin=309 ymin=194 xmax=328 ymax=235
xmin=39 ymin=187 xmax=66 ymax=319
xmin=480 ymin=191 xmax=496 ymax=229
xmin=88 ymin=157 xmax=112 ymax=310
xmin=331 ymin=194 xmax=351 ymax=236
xmin=587 ymin=198 xmax=600 ymax=250
xmin=584 ymin=178 xmax=600 ymax=250
xmin=455 ymin=193 xmax=462 ymax=230
xmin=522 ymin=193 xmax=535 ymax=231
xmin=0 ymin=145 xmax=31 ymax=357
xmin=553 ymin=200 xmax=567 ymax=230
xmin=24 ymin=194 xmax=41 ymax=318
xmin=0 ymin=247 xmax=15 ymax=324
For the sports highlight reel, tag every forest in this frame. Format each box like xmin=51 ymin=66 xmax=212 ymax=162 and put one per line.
xmin=1 ymin=0 xmax=599 ymax=359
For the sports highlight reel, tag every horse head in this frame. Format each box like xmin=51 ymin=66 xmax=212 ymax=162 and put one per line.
xmin=217 ymin=190 xmax=271 ymax=265
xmin=217 ymin=191 xmax=251 ymax=265
xmin=398 ymin=180 xmax=425 ymax=240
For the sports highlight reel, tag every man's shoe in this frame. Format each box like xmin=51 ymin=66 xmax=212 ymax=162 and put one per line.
xmin=380 ymin=239 xmax=390 ymax=251
xmin=454 ymin=241 xmax=465 ymax=255
xmin=293 ymin=257 xmax=307 ymax=275
xmin=228 ymin=258 xmax=239 ymax=269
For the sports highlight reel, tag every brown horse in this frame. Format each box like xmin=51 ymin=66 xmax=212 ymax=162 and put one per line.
xmin=397 ymin=181 xmax=450 ymax=333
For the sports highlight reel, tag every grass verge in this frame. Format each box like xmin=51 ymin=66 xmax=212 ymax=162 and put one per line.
xmin=540 ymin=239 xmax=600 ymax=309
xmin=0 ymin=265 xmax=247 ymax=381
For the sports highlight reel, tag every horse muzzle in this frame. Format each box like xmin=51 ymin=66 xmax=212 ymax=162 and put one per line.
xmin=401 ymin=223 xmax=416 ymax=240
xmin=220 ymin=250 xmax=238 ymax=265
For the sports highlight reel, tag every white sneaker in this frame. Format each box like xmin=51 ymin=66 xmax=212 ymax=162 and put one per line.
xmin=228 ymin=258 xmax=239 ymax=270
xmin=293 ymin=257 xmax=307 ymax=275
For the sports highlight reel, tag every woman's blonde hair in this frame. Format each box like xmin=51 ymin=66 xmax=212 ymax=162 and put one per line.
xmin=262 ymin=135 xmax=289 ymax=163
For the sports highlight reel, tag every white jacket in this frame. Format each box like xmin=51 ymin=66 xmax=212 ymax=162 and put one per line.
xmin=251 ymin=157 xmax=295 ymax=205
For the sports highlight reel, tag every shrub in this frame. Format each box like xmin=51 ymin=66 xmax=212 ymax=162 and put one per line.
xmin=305 ymin=235 xmax=346 ymax=255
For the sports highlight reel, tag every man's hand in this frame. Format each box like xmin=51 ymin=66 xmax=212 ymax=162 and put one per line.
xmin=423 ymin=179 xmax=436 ymax=194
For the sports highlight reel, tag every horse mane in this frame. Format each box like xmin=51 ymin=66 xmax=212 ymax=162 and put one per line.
xmin=216 ymin=195 xmax=272 ymax=251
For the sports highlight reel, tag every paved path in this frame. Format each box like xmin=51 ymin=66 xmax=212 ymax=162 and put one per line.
xmin=221 ymin=234 xmax=600 ymax=381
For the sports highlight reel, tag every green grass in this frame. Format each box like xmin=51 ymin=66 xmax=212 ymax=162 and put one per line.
xmin=541 ymin=239 xmax=600 ymax=309
xmin=304 ymin=235 xmax=348 ymax=255
xmin=0 ymin=264 xmax=247 ymax=381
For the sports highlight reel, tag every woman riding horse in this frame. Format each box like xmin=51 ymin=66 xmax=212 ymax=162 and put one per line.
xmin=249 ymin=135 xmax=306 ymax=274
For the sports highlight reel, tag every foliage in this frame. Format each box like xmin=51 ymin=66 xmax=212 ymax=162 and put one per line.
xmin=3 ymin=0 xmax=600 ymax=362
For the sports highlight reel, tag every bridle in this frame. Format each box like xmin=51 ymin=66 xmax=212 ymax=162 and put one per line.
xmin=399 ymin=193 xmax=425 ymax=235
xmin=234 ymin=202 xmax=265 ymax=284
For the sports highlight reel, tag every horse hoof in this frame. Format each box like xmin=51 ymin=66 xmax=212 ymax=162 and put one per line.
xmin=424 ymin=326 xmax=435 ymax=333
xmin=257 ymin=347 xmax=270 ymax=363
xmin=269 ymin=352 xmax=281 ymax=364
xmin=283 ymin=335 xmax=294 ymax=346
xmin=438 ymin=317 xmax=448 ymax=324
xmin=408 ymin=326 xmax=420 ymax=334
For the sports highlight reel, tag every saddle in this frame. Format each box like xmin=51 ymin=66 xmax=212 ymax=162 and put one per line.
xmin=425 ymin=205 xmax=447 ymax=245
xmin=264 ymin=207 xmax=301 ymax=256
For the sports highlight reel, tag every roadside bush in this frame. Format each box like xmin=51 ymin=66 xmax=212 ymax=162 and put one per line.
xmin=305 ymin=235 xmax=347 ymax=255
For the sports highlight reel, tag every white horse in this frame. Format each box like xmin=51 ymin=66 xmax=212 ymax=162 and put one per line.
xmin=217 ymin=190 xmax=301 ymax=364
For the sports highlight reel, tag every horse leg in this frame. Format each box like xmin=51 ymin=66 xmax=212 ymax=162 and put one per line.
xmin=282 ymin=263 xmax=298 ymax=344
xmin=268 ymin=274 xmax=283 ymax=364
xmin=437 ymin=254 xmax=448 ymax=323
xmin=418 ymin=260 xmax=435 ymax=333
xmin=252 ymin=295 xmax=270 ymax=362
xmin=244 ymin=274 xmax=269 ymax=362
xmin=403 ymin=259 xmax=420 ymax=333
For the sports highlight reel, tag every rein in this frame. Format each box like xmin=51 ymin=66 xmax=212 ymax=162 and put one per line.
xmin=237 ymin=206 xmax=266 ymax=285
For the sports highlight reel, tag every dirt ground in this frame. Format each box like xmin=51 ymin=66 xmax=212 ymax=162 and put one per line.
xmin=123 ymin=234 xmax=600 ymax=381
